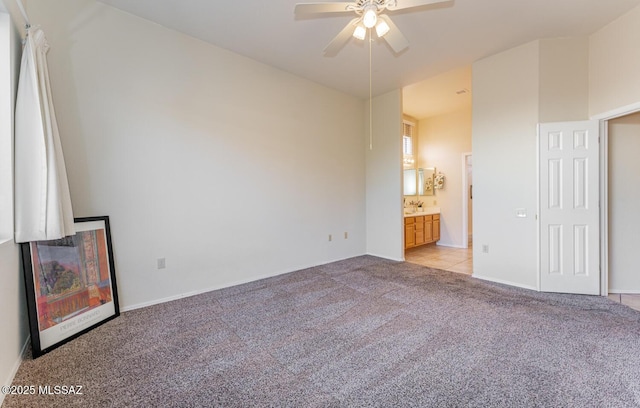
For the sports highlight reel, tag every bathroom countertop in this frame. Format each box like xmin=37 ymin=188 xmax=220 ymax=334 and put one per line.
xmin=404 ymin=207 xmax=440 ymax=217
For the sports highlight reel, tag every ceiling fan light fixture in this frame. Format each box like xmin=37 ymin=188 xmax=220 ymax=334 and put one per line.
xmin=375 ymin=20 xmax=390 ymax=37
xmin=362 ymin=7 xmax=377 ymax=28
xmin=296 ymin=0 xmax=451 ymax=55
xmin=353 ymin=25 xmax=367 ymax=40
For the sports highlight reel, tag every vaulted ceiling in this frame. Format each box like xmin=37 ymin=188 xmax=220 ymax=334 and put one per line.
xmin=96 ymin=0 xmax=640 ymax=117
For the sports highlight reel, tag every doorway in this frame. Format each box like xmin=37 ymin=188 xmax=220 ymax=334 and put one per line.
xmin=592 ymin=105 xmax=640 ymax=309
xmin=536 ymin=103 xmax=640 ymax=297
xmin=607 ymin=111 xmax=640 ymax=295
xmin=592 ymin=102 xmax=640 ymax=297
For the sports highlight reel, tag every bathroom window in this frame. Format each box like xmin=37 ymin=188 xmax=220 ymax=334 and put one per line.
xmin=403 ymin=121 xmax=415 ymax=167
xmin=403 ymin=122 xmax=414 ymax=156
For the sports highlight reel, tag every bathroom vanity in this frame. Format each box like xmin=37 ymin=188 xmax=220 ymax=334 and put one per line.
xmin=404 ymin=208 xmax=440 ymax=249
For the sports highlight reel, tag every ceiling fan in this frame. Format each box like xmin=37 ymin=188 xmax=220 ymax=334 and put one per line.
xmin=295 ymin=0 xmax=451 ymax=56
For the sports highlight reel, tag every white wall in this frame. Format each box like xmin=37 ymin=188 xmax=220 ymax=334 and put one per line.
xmin=418 ymin=106 xmax=472 ymax=247
xmin=472 ymin=37 xmax=590 ymax=290
xmin=472 ymin=41 xmax=540 ymax=289
xmin=539 ymin=37 xmax=589 ymax=122
xmin=28 ymin=0 xmax=366 ymax=309
xmin=366 ymin=89 xmax=404 ymax=260
xmin=589 ymin=5 xmax=640 ymax=293
xmin=0 ymin=8 xmax=29 ymax=403
xmin=590 ymin=4 xmax=640 ymax=117
xmin=607 ymin=112 xmax=640 ymax=292
xmin=0 ymin=10 xmax=10 ymax=240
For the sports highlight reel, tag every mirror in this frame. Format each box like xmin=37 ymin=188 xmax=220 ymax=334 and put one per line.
xmin=420 ymin=167 xmax=435 ymax=196
xmin=405 ymin=168 xmax=435 ymax=196
xmin=403 ymin=169 xmax=417 ymax=196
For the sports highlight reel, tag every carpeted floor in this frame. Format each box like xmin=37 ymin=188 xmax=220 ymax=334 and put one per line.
xmin=4 ymin=256 xmax=640 ymax=407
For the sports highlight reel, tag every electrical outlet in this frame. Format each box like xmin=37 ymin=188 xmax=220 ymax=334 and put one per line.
xmin=157 ymin=258 xmax=166 ymax=269
xmin=328 ymin=234 xmax=332 ymax=242
xmin=482 ymin=245 xmax=489 ymax=254
xmin=344 ymin=232 xmax=348 ymax=239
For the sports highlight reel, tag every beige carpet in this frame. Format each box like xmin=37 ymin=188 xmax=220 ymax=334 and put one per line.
xmin=4 ymin=256 xmax=640 ymax=407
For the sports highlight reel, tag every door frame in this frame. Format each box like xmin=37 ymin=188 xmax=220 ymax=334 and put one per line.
xmin=593 ymin=101 xmax=640 ymax=296
xmin=461 ymin=152 xmax=472 ymax=249
xmin=536 ymin=102 xmax=640 ymax=296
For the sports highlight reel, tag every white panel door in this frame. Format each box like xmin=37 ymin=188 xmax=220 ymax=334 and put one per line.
xmin=539 ymin=121 xmax=599 ymax=295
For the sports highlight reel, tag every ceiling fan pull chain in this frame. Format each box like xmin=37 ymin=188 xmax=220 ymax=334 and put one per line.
xmin=369 ymin=27 xmax=373 ymax=150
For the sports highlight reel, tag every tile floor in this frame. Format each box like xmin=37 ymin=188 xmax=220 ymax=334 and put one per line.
xmin=405 ymin=242 xmax=640 ymax=312
xmin=607 ymin=293 xmax=640 ymax=312
xmin=404 ymin=242 xmax=473 ymax=275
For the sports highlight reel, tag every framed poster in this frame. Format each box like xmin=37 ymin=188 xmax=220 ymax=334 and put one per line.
xmin=21 ymin=216 xmax=120 ymax=358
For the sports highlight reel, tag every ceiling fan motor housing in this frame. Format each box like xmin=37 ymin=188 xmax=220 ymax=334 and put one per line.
xmin=296 ymin=0 xmax=451 ymax=55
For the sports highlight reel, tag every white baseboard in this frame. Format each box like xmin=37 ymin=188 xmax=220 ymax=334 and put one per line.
xmin=436 ymin=242 xmax=467 ymax=249
xmin=472 ymin=273 xmax=538 ymax=291
xmin=121 ymin=254 xmax=369 ymax=312
xmin=121 ymin=272 xmax=278 ymax=312
xmin=367 ymin=252 xmax=404 ymax=262
xmin=608 ymin=289 xmax=640 ymax=295
xmin=0 ymin=336 xmax=30 ymax=406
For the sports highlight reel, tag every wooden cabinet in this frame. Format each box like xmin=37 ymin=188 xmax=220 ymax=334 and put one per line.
xmin=433 ymin=214 xmax=440 ymax=242
xmin=405 ymin=218 xmax=415 ymax=247
xmin=415 ymin=216 xmax=425 ymax=245
xmin=404 ymin=214 xmax=441 ymax=249
xmin=424 ymin=216 xmax=432 ymax=243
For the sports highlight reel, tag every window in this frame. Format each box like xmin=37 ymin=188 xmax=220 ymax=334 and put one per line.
xmin=403 ymin=121 xmax=415 ymax=167
xmin=403 ymin=122 xmax=413 ymax=155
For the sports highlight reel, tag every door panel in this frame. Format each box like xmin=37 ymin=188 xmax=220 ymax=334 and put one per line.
xmin=539 ymin=121 xmax=599 ymax=295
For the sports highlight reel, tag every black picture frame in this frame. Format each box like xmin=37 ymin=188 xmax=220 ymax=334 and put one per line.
xmin=21 ymin=216 xmax=120 ymax=358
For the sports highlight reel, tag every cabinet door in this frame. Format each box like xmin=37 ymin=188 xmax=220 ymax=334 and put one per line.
xmin=424 ymin=215 xmax=433 ymax=242
xmin=405 ymin=217 xmax=415 ymax=249
xmin=415 ymin=216 xmax=425 ymax=245
xmin=433 ymin=215 xmax=440 ymax=241
xmin=405 ymin=224 xmax=415 ymax=248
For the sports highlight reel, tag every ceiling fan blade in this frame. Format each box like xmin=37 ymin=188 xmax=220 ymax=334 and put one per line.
xmin=378 ymin=15 xmax=409 ymax=53
xmin=385 ymin=0 xmax=451 ymax=11
xmin=295 ymin=2 xmax=357 ymax=15
xmin=323 ymin=18 xmax=360 ymax=56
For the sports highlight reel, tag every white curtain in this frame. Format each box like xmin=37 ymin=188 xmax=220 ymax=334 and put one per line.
xmin=14 ymin=26 xmax=74 ymax=243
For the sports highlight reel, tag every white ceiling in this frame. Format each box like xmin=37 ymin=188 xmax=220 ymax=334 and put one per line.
xmin=96 ymin=0 xmax=640 ymax=116
xmin=403 ymin=65 xmax=471 ymax=119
